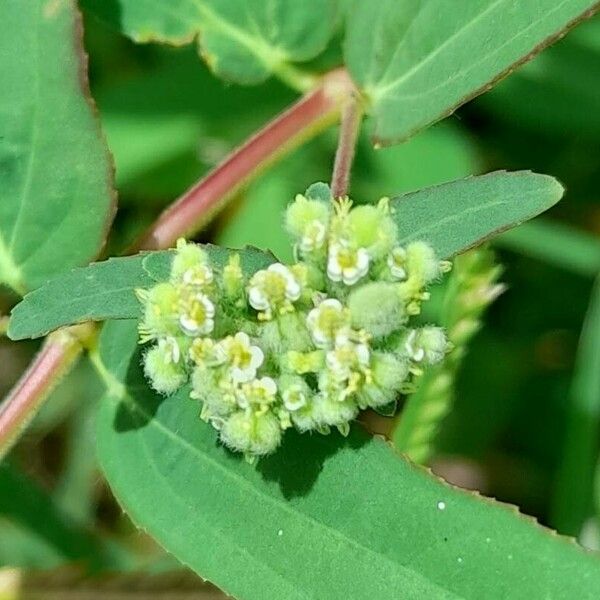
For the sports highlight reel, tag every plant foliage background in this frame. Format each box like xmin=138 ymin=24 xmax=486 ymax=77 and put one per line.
xmin=1 ymin=1 xmax=600 ymax=598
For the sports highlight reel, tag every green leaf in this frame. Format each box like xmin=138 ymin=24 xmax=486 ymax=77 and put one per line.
xmin=345 ymin=0 xmax=600 ymax=145
xmin=0 ymin=0 xmax=115 ymax=294
xmin=391 ymin=171 xmax=564 ymax=259
xmin=82 ymin=0 xmax=339 ymax=85
xmin=96 ymin=318 xmax=600 ymax=600
xmin=551 ymin=277 xmax=600 ymax=536
xmin=8 ymin=246 xmax=274 ymax=341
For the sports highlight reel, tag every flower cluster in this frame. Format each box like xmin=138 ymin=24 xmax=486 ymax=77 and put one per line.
xmin=137 ymin=187 xmax=451 ymax=461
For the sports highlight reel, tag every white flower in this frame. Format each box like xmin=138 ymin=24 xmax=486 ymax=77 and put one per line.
xmin=306 ymin=298 xmax=350 ymax=349
xmin=387 ymin=247 xmax=407 ymax=280
xmin=300 ymin=220 xmax=327 ymax=253
xmin=179 ymin=293 xmax=215 ymax=336
xmin=405 ymin=328 xmax=447 ymax=364
xmin=216 ymin=332 xmax=264 ymax=383
xmin=326 ymin=341 xmax=370 ymax=383
xmin=248 ymin=263 xmax=302 ymax=319
xmin=282 ymin=384 xmax=308 ymax=411
xmin=157 ymin=337 xmax=181 ymax=364
xmin=182 ymin=263 xmax=213 ymax=287
xmin=405 ymin=330 xmax=424 ymax=362
xmin=237 ymin=377 xmax=278 ymax=409
xmin=327 ymin=242 xmax=369 ymax=286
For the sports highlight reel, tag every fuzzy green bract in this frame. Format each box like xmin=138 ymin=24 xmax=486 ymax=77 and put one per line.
xmin=137 ymin=188 xmax=451 ymax=459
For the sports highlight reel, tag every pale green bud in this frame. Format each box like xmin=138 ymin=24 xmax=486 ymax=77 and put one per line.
xmin=278 ymin=312 xmax=313 ymax=352
xmin=143 ymin=343 xmax=186 ymax=395
xmin=171 ymin=238 xmax=211 ymax=283
xmin=357 ymin=352 xmax=409 ymax=409
xmin=223 ymin=253 xmax=244 ymax=300
xmin=285 ymin=350 xmax=325 ymax=374
xmin=372 ymin=352 xmax=410 ymax=389
xmin=278 ymin=374 xmax=312 ymax=412
xmin=405 ymin=326 xmax=448 ymax=365
xmin=221 ymin=410 xmax=282 ymax=457
xmin=285 ymin=194 xmax=330 ymax=251
xmin=190 ymin=365 xmax=234 ymax=420
xmin=312 ymin=393 xmax=358 ymax=428
xmin=406 ymin=241 xmax=441 ymax=284
xmin=347 ymin=198 xmax=397 ymax=259
xmin=137 ymin=282 xmax=180 ymax=342
xmin=348 ymin=282 xmax=406 ymax=338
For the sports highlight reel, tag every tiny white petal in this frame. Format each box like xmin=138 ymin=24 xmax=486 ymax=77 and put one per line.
xmin=250 ymin=345 xmax=265 ymax=370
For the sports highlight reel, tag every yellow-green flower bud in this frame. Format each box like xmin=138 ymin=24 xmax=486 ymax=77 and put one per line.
xmin=357 ymin=352 xmax=409 ymax=409
xmin=405 ymin=326 xmax=448 ymax=365
xmin=137 ymin=282 xmax=180 ymax=342
xmin=223 ymin=253 xmax=244 ymax=300
xmin=171 ymin=238 xmax=211 ymax=285
xmin=285 ymin=194 xmax=330 ymax=253
xmin=278 ymin=374 xmax=312 ymax=412
xmin=347 ymin=198 xmax=397 ymax=259
xmin=285 ymin=350 xmax=325 ymax=374
xmin=143 ymin=343 xmax=186 ymax=395
xmin=312 ymin=393 xmax=358 ymax=428
xmin=221 ymin=410 xmax=282 ymax=457
xmin=406 ymin=241 xmax=441 ymax=284
xmin=348 ymin=282 xmax=406 ymax=338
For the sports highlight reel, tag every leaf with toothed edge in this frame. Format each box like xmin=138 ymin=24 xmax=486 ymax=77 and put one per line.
xmin=345 ymin=0 xmax=600 ymax=146
xmin=391 ymin=171 xmax=564 ymax=259
xmin=7 ymin=246 xmax=275 ymax=341
xmin=8 ymin=171 xmax=562 ymax=340
xmin=0 ymin=0 xmax=115 ymax=295
xmin=96 ymin=317 xmax=600 ymax=600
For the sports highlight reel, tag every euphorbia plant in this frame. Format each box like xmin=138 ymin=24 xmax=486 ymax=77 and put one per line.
xmin=2 ymin=0 xmax=600 ymax=598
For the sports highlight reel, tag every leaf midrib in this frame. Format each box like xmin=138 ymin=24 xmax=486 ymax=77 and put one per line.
xmin=371 ymin=0 xmax=574 ymax=101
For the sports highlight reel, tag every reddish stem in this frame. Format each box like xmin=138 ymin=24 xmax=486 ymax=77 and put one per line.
xmin=136 ymin=69 xmax=353 ymax=251
xmin=0 ymin=325 xmax=93 ymax=460
xmin=331 ymin=94 xmax=363 ymax=199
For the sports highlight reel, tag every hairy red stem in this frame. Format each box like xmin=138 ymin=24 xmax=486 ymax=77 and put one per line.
xmin=136 ymin=69 xmax=353 ymax=251
xmin=0 ymin=69 xmax=355 ymax=458
xmin=0 ymin=325 xmax=94 ymax=460
xmin=331 ymin=94 xmax=363 ymax=199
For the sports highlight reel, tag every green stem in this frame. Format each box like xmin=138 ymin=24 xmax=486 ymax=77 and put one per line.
xmin=331 ymin=94 xmax=363 ymax=199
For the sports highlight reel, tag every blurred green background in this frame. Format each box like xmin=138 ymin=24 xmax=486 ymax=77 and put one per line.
xmin=1 ymin=9 xmax=599 ymax=572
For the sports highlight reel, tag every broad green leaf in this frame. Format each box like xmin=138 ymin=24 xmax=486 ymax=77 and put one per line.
xmin=8 ymin=247 xmax=274 ymax=341
xmin=551 ymin=277 xmax=600 ymax=536
xmin=345 ymin=0 xmax=600 ymax=145
xmin=0 ymin=0 xmax=115 ymax=294
xmin=96 ymin=318 xmax=600 ymax=600
xmin=9 ymin=172 xmax=561 ymax=339
xmin=82 ymin=0 xmax=339 ymax=85
xmin=391 ymin=171 xmax=564 ymax=259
